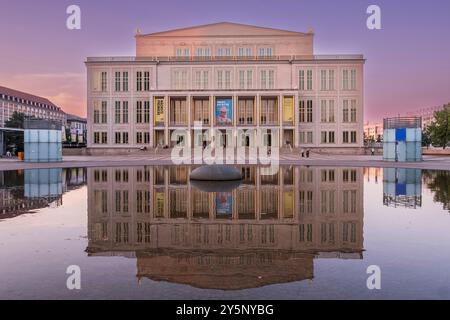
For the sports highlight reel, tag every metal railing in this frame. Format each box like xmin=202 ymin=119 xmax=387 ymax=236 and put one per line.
xmin=86 ymin=54 xmax=364 ymax=63
xmin=383 ymin=117 xmax=422 ymax=129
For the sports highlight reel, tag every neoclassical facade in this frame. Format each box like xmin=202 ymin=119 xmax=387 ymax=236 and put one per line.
xmin=86 ymin=22 xmax=364 ymax=153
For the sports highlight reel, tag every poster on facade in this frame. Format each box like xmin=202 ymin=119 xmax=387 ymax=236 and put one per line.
xmin=154 ymin=97 xmax=165 ymax=124
xmin=283 ymin=96 xmax=294 ymax=123
xmin=216 ymin=192 xmax=233 ymax=217
xmin=155 ymin=192 xmax=165 ymax=217
xmin=215 ymin=98 xmax=233 ymax=125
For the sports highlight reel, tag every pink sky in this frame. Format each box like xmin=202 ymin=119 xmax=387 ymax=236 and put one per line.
xmin=0 ymin=0 xmax=449 ymax=121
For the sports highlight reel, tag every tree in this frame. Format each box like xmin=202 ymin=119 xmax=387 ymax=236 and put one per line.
xmin=422 ymin=126 xmax=432 ymax=148
xmin=4 ymin=111 xmax=25 ymax=129
xmin=427 ymin=103 xmax=450 ymax=149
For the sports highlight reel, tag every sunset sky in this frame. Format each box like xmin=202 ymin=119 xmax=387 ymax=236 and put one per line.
xmin=0 ymin=0 xmax=449 ymax=121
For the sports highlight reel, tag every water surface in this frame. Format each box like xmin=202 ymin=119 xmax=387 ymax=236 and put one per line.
xmin=0 ymin=166 xmax=449 ymax=299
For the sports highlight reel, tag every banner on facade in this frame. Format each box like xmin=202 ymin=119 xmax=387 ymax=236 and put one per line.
xmin=215 ymin=98 xmax=233 ymax=125
xmin=283 ymin=96 xmax=294 ymax=123
xmin=216 ymin=192 xmax=233 ymax=216
xmin=154 ymin=97 xmax=165 ymax=124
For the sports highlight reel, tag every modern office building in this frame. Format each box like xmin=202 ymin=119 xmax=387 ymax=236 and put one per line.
xmin=86 ymin=22 xmax=365 ymax=154
xmin=86 ymin=165 xmax=364 ymax=289
xmin=0 ymin=86 xmax=66 ymax=127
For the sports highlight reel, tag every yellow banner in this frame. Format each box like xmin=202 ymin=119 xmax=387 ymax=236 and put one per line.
xmin=283 ymin=96 xmax=294 ymax=123
xmin=155 ymin=192 xmax=165 ymax=217
xmin=283 ymin=191 xmax=294 ymax=218
xmin=154 ymin=97 xmax=165 ymax=123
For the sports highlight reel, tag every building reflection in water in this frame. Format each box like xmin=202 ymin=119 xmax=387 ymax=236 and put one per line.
xmin=86 ymin=166 xmax=364 ymax=290
xmin=0 ymin=168 xmax=87 ymax=219
xmin=383 ymin=168 xmax=422 ymax=209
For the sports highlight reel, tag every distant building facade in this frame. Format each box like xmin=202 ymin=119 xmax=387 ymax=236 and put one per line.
xmin=86 ymin=22 xmax=365 ymax=154
xmin=364 ymin=122 xmax=383 ymax=141
xmin=0 ymin=86 xmax=66 ymax=127
xmin=65 ymin=114 xmax=87 ymax=144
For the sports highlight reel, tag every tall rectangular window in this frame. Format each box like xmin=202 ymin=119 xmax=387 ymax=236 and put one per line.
xmin=299 ymin=70 xmax=305 ymax=90
xmin=343 ymin=100 xmax=349 ymax=123
xmin=144 ymin=71 xmax=150 ymax=91
xmin=342 ymin=70 xmax=349 ymax=90
xmin=320 ymin=70 xmax=327 ymax=91
xmin=351 ymin=100 xmax=357 ymax=122
xmin=101 ymin=101 xmax=107 ymax=123
xmin=123 ymin=72 xmax=128 ymax=91
xmin=115 ymin=101 xmax=121 ymax=124
xmin=115 ymin=72 xmax=121 ymax=92
xmin=144 ymin=101 xmax=150 ymax=123
xmin=136 ymin=71 xmax=142 ymax=91
xmin=122 ymin=101 xmax=128 ymax=124
xmin=101 ymin=72 xmax=107 ymax=92
xmin=350 ymin=69 xmax=357 ymax=90
xmin=136 ymin=101 xmax=142 ymax=123
xmin=307 ymin=70 xmax=313 ymax=90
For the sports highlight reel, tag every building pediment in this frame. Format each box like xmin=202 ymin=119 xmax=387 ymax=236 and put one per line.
xmin=138 ymin=22 xmax=309 ymax=38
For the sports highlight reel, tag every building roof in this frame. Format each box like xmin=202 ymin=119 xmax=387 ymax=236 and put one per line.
xmin=66 ymin=113 xmax=87 ymax=123
xmin=0 ymin=85 xmax=60 ymax=111
xmin=138 ymin=22 xmax=311 ymax=38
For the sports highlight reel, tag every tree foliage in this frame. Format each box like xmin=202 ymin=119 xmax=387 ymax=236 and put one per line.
xmin=427 ymin=103 xmax=450 ymax=149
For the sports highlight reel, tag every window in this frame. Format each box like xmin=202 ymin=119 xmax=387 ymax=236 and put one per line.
xmin=144 ymin=71 xmax=150 ymax=91
xmin=115 ymin=101 xmax=121 ymax=124
xmin=320 ymin=70 xmax=335 ymax=91
xmin=144 ymin=101 xmax=150 ymax=123
xmin=101 ymin=101 xmax=107 ymax=123
xmin=101 ymin=132 xmax=108 ymax=144
xmin=260 ymin=70 xmax=274 ymax=89
xmin=260 ymin=97 xmax=278 ymax=125
xmin=299 ymin=131 xmax=313 ymax=144
xmin=196 ymin=47 xmax=211 ymax=57
xmin=343 ymin=99 xmax=357 ymax=123
xmin=350 ymin=69 xmax=357 ymax=90
xmin=342 ymin=70 xmax=349 ymax=90
xmin=217 ymin=70 xmax=231 ymax=89
xmin=115 ymin=72 xmax=121 ymax=92
xmin=351 ymin=100 xmax=357 ymax=122
xmin=122 ymin=101 xmax=128 ymax=123
xmin=123 ymin=72 xmax=128 ymax=91
xmin=93 ymin=101 xmax=106 ymax=124
xmin=258 ymin=47 xmax=273 ymax=57
xmin=321 ymin=131 xmax=335 ymax=144
xmin=320 ymin=100 xmax=335 ymax=123
xmin=136 ymin=72 xmax=142 ymax=91
xmin=307 ymin=70 xmax=313 ymax=90
xmin=239 ymin=70 xmax=253 ymax=90
xmin=299 ymin=70 xmax=305 ymax=90
xmin=94 ymin=132 xmax=100 ymax=144
xmin=238 ymin=98 xmax=254 ymax=125
xmin=238 ymin=47 xmax=252 ymax=57
xmin=173 ymin=70 xmax=188 ymax=89
xmin=101 ymin=72 xmax=107 ymax=92
xmin=217 ymin=47 xmax=231 ymax=56
xmin=300 ymin=100 xmax=313 ymax=123
xmin=136 ymin=101 xmax=143 ymax=123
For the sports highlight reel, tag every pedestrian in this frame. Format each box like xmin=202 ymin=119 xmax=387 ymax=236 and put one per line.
xmin=371 ymin=147 xmax=375 ymax=156
xmin=306 ymin=149 xmax=310 ymax=158
xmin=301 ymin=149 xmax=305 ymax=158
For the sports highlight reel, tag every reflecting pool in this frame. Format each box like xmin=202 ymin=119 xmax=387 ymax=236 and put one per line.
xmin=0 ymin=166 xmax=450 ymax=299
